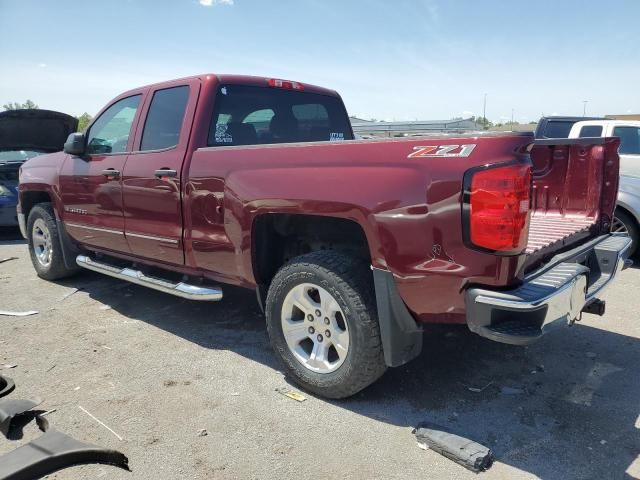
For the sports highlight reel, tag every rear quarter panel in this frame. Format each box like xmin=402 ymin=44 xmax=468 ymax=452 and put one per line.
xmin=186 ymin=134 xmax=532 ymax=322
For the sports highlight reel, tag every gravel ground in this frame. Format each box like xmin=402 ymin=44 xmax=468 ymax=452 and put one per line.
xmin=0 ymin=227 xmax=638 ymax=479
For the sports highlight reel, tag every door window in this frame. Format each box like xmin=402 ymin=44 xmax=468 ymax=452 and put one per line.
xmin=613 ymin=126 xmax=640 ymax=155
xmin=86 ymin=95 xmax=141 ymax=155
xmin=140 ymin=86 xmax=190 ymax=151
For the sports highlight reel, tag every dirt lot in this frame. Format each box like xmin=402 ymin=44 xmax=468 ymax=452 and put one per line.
xmin=0 ymin=227 xmax=638 ymax=479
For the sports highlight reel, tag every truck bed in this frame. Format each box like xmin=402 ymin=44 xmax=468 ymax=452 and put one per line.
xmin=526 ymin=215 xmax=595 ymax=254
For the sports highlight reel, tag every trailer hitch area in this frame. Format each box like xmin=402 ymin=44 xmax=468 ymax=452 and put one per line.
xmin=0 ymin=421 xmax=130 ymax=479
xmin=582 ymin=298 xmax=606 ymax=317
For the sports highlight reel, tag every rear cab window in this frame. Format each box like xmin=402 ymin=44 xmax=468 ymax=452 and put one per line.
xmin=578 ymin=125 xmax=603 ymax=137
xmin=208 ymin=85 xmax=353 ymax=147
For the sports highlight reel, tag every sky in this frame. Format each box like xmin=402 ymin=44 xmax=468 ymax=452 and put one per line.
xmin=1 ymin=0 xmax=639 ymax=122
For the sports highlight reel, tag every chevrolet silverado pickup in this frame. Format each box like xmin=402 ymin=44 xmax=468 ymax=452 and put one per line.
xmin=17 ymin=74 xmax=631 ymax=398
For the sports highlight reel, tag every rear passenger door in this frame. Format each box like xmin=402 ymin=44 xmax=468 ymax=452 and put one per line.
xmin=121 ymin=79 xmax=199 ymax=265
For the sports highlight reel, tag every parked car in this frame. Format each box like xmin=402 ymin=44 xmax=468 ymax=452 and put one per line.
xmin=567 ymin=120 xmax=640 ymax=254
xmin=0 ymin=109 xmax=78 ymax=226
xmin=18 ymin=75 xmax=631 ymax=398
xmin=534 ymin=115 xmax=605 ymax=139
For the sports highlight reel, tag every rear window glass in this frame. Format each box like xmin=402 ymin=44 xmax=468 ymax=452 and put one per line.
xmin=208 ymin=85 xmax=353 ymax=146
xmin=578 ymin=125 xmax=603 ymax=137
xmin=614 ymin=126 xmax=640 ymax=155
xmin=543 ymin=121 xmax=574 ymax=138
xmin=140 ymin=85 xmax=190 ymax=151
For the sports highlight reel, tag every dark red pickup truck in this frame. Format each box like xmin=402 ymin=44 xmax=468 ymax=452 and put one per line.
xmin=17 ymin=74 xmax=631 ymax=398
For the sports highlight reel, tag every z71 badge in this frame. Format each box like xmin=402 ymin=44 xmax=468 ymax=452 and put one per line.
xmin=408 ymin=144 xmax=476 ymax=158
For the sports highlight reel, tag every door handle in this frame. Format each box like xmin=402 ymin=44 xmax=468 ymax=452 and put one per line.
xmin=154 ymin=169 xmax=177 ymax=178
xmin=102 ymin=168 xmax=120 ymax=179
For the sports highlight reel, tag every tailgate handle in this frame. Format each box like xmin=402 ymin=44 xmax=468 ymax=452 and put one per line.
xmin=102 ymin=168 xmax=120 ymax=179
xmin=154 ymin=169 xmax=177 ymax=178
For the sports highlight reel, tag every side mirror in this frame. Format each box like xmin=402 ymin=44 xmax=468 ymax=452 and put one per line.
xmin=63 ymin=132 xmax=86 ymax=156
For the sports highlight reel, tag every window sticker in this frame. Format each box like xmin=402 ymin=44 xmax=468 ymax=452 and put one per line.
xmin=329 ymin=132 xmax=344 ymax=141
xmin=215 ymin=124 xmax=233 ymax=143
xmin=221 ymin=87 xmax=228 ymax=95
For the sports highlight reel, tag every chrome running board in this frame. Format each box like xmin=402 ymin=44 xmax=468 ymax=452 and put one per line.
xmin=76 ymin=255 xmax=223 ymax=301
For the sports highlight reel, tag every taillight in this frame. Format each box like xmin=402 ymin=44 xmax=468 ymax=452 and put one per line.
xmin=463 ymin=162 xmax=532 ymax=254
xmin=267 ymin=78 xmax=304 ymax=91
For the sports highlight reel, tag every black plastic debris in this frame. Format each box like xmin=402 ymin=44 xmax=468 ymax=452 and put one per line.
xmin=413 ymin=424 xmax=494 ymax=473
xmin=0 ymin=398 xmax=42 ymax=437
xmin=0 ymin=375 xmax=15 ymax=398
xmin=0 ymin=428 xmax=130 ymax=479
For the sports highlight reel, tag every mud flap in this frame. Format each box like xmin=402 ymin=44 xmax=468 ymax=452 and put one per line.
xmin=372 ymin=267 xmax=423 ymax=367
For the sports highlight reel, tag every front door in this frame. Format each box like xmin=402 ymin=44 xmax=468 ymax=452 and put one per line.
xmin=60 ymin=94 xmax=144 ymax=253
xmin=121 ymin=80 xmax=198 ymax=265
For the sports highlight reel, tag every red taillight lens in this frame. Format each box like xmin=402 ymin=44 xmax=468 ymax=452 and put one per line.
xmin=267 ymin=78 xmax=304 ymax=91
xmin=467 ymin=163 xmax=532 ymax=253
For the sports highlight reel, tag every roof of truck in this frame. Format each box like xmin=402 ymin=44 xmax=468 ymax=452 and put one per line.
xmin=119 ymin=73 xmax=340 ymax=98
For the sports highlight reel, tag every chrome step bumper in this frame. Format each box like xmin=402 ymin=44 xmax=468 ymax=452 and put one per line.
xmin=76 ymin=255 xmax=223 ymax=301
xmin=465 ymin=233 xmax=632 ymax=345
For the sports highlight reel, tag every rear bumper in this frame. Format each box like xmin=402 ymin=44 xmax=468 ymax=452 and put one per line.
xmin=465 ymin=233 xmax=632 ymax=345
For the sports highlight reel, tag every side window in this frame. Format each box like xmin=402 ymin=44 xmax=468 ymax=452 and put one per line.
xmin=86 ymin=95 xmax=141 ymax=155
xmin=614 ymin=127 xmax=640 ymax=155
xmin=140 ymin=86 xmax=190 ymax=151
xmin=578 ymin=125 xmax=603 ymax=137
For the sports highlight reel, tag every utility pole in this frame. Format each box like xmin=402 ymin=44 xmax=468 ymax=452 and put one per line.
xmin=583 ymin=100 xmax=588 ymax=117
xmin=511 ymin=108 xmax=514 ymax=125
xmin=483 ymin=93 xmax=487 ymax=129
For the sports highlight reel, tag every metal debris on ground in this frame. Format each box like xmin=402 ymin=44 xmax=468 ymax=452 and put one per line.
xmin=3 ymin=364 xmax=17 ymax=369
xmin=0 ymin=375 xmax=15 ymax=398
xmin=466 ymin=381 xmax=493 ymax=393
xmin=413 ymin=424 xmax=494 ymax=473
xmin=60 ymin=288 xmax=81 ymax=301
xmin=500 ymin=386 xmax=525 ymax=395
xmin=275 ymin=387 xmax=307 ymax=402
xmin=0 ymin=310 xmax=38 ymax=317
xmin=0 ymin=257 xmax=18 ymax=264
xmin=197 ymin=429 xmax=208 ymax=437
xmin=0 ymin=397 xmax=43 ymax=436
xmin=0 ymin=428 xmax=130 ymax=478
xmin=78 ymin=405 xmax=124 ymax=441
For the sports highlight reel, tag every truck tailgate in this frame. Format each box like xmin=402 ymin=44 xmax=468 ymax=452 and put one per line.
xmin=526 ymin=137 xmax=620 ymax=267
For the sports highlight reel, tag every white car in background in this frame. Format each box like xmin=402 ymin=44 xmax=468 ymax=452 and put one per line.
xmin=569 ymin=120 xmax=640 ymax=255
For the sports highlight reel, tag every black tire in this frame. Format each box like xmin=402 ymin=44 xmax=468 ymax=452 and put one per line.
xmin=27 ymin=203 xmax=79 ymax=280
xmin=265 ymin=250 xmax=386 ymax=399
xmin=613 ymin=208 xmax=639 ymax=257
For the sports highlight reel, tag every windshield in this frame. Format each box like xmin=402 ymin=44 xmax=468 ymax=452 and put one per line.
xmin=0 ymin=150 xmax=47 ymax=163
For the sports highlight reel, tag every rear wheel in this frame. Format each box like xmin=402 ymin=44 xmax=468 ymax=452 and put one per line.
xmin=27 ymin=203 xmax=79 ymax=280
xmin=612 ymin=208 xmax=638 ymax=257
xmin=265 ymin=250 xmax=386 ymax=399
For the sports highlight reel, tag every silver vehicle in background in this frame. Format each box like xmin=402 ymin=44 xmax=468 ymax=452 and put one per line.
xmin=568 ymin=120 xmax=640 ymax=255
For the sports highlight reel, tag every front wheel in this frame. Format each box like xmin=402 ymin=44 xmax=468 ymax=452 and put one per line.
xmin=27 ymin=203 xmax=79 ymax=280
xmin=265 ymin=251 xmax=386 ymax=399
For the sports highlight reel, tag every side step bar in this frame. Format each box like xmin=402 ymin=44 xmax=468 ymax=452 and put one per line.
xmin=76 ymin=255 xmax=223 ymax=301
